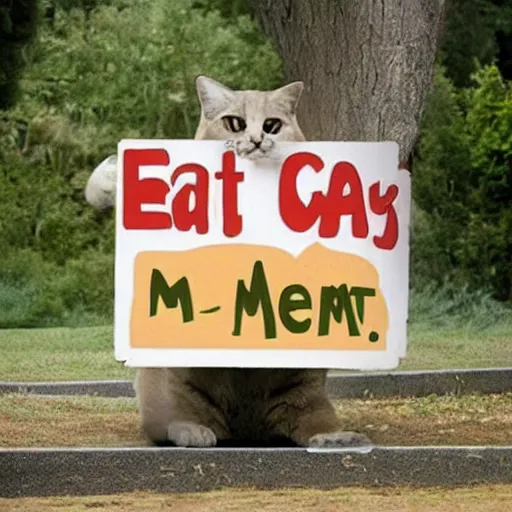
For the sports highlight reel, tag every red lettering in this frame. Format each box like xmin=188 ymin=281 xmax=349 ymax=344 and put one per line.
xmin=279 ymin=154 xmax=368 ymax=239
xmin=279 ymin=152 xmax=325 ymax=232
xmin=123 ymin=149 xmax=171 ymax=229
xmin=320 ymin=162 xmax=369 ymax=238
xmin=171 ymin=164 xmax=209 ymax=234
xmin=370 ymin=182 xmax=399 ymax=250
xmin=214 ymin=152 xmax=244 ymax=237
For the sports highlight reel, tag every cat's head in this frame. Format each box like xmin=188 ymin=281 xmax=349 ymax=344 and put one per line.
xmin=194 ymin=76 xmax=305 ymax=161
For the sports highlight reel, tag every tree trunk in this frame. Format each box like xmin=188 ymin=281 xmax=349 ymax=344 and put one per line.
xmin=250 ymin=0 xmax=446 ymax=164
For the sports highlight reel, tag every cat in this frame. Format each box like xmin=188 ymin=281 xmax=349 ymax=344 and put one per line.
xmin=85 ymin=76 xmax=372 ymax=448
xmin=84 ymin=76 xmax=306 ymax=208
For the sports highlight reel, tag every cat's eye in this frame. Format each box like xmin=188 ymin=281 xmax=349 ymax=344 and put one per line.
xmin=263 ymin=118 xmax=283 ymax=135
xmin=222 ymin=116 xmax=246 ymax=133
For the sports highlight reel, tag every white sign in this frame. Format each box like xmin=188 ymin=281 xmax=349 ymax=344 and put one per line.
xmin=114 ymin=140 xmax=411 ymax=370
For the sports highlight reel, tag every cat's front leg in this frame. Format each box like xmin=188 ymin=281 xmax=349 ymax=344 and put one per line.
xmin=84 ymin=155 xmax=118 ymax=209
xmin=224 ymin=139 xmax=263 ymax=159
xmin=225 ymin=139 xmax=253 ymax=158
xmin=224 ymin=140 xmax=236 ymax=153
xmin=134 ymin=368 xmax=226 ymax=447
xmin=167 ymin=421 xmax=217 ymax=447
xmin=290 ymin=394 xmax=373 ymax=448
xmin=224 ymin=138 xmax=279 ymax=163
xmin=308 ymin=430 xmax=373 ymax=448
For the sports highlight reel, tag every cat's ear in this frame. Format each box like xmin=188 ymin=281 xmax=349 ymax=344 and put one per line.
xmin=196 ymin=76 xmax=235 ymax=119
xmin=271 ymin=81 xmax=304 ymax=115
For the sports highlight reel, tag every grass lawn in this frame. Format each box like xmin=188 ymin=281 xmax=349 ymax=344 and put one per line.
xmin=0 ymin=326 xmax=133 ymax=381
xmin=0 ymin=320 xmax=511 ymax=382
xmin=400 ymin=320 xmax=512 ymax=370
xmin=1 ymin=393 xmax=511 ymax=448
xmin=2 ymin=486 xmax=512 ymax=512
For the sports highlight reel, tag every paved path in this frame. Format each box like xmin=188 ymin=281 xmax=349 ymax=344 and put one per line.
xmin=2 ymin=446 xmax=512 ymax=497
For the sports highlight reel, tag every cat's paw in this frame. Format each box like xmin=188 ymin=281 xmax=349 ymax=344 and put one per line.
xmin=84 ymin=155 xmax=118 ymax=209
xmin=167 ymin=421 xmax=217 ymax=447
xmin=308 ymin=431 xmax=373 ymax=448
xmin=224 ymin=140 xmax=236 ymax=152
xmin=225 ymin=139 xmax=276 ymax=162
xmin=224 ymin=139 xmax=249 ymax=158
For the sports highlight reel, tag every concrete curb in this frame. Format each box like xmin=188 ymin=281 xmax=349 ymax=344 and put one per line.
xmin=1 ymin=368 xmax=511 ymax=399
xmin=0 ymin=380 xmax=134 ymax=398
xmin=326 ymin=367 xmax=512 ymax=398
xmin=2 ymin=446 xmax=512 ymax=497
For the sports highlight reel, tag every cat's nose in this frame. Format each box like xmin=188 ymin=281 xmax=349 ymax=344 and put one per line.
xmin=250 ymin=136 xmax=262 ymax=148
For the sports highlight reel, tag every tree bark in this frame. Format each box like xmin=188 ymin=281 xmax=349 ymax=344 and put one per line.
xmin=250 ymin=0 xmax=446 ymax=163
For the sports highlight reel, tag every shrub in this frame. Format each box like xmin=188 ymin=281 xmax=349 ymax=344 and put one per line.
xmin=0 ymin=0 xmax=284 ymax=326
xmin=413 ymin=64 xmax=512 ymax=300
xmin=0 ymin=248 xmax=114 ymax=328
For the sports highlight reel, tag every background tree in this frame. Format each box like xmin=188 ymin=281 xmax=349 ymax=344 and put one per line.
xmin=250 ymin=0 xmax=446 ymax=166
xmin=0 ymin=0 xmax=510 ymax=328
xmin=0 ymin=0 xmax=283 ymax=327
xmin=413 ymin=64 xmax=512 ymax=299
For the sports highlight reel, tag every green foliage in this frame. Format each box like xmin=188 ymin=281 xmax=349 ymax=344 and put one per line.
xmin=1 ymin=0 xmax=511 ymax=329
xmin=193 ymin=0 xmax=251 ymax=19
xmin=0 ymin=0 xmax=282 ymax=327
xmin=459 ymin=65 xmax=512 ymax=299
xmin=0 ymin=0 xmax=38 ymax=109
xmin=413 ymin=64 xmax=512 ymax=300
xmin=440 ymin=0 xmax=512 ymax=86
xmin=409 ymin=280 xmax=511 ymax=331
xmin=0 ymin=248 xmax=113 ymax=328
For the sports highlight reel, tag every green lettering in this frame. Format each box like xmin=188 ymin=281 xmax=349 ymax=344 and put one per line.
xmin=318 ymin=284 xmax=360 ymax=336
xmin=232 ymin=260 xmax=276 ymax=338
xmin=278 ymin=284 xmax=312 ymax=334
xmin=349 ymin=287 xmax=376 ymax=323
xmin=149 ymin=269 xmax=193 ymax=322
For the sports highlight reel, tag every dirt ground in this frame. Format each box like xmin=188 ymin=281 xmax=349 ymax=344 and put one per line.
xmin=2 ymin=393 xmax=512 ymax=510
xmin=2 ymin=486 xmax=512 ymax=512
xmin=1 ymin=392 xmax=511 ymax=447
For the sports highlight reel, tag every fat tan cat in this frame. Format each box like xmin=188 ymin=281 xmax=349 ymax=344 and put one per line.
xmin=85 ymin=76 xmax=372 ymax=448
